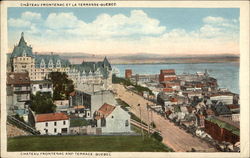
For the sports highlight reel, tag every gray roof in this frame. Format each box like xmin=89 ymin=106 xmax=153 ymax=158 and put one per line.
xmin=70 ymin=57 xmax=112 ymax=79
xmin=35 ymin=54 xmax=70 ymax=68
xmin=11 ymin=32 xmax=34 ymax=58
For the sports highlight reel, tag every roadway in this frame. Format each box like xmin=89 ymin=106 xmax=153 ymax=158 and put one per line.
xmin=113 ymin=84 xmax=217 ymax=152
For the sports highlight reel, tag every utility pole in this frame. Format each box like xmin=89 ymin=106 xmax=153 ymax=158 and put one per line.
xmin=147 ymin=103 xmax=150 ymax=135
xmin=138 ymin=104 xmax=144 ymax=140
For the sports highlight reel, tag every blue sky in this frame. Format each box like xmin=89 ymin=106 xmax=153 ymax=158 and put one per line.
xmin=8 ymin=7 xmax=240 ymax=55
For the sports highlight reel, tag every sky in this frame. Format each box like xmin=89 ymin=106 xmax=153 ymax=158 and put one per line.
xmin=8 ymin=8 xmax=240 ymax=56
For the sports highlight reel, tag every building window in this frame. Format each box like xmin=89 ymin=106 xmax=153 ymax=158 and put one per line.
xmin=125 ymin=120 xmax=129 ymax=127
xmin=111 ymin=116 xmax=114 ymax=118
xmin=54 ymin=122 xmax=57 ymax=126
xmin=63 ymin=121 xmax=66 ymax=125
xmin=45 ymin=129 xmax=48 ymax=134
xmin=54 ymin=128 xmax=57 ymax=133
xmin=101 ymin=118 xmax=106 ymax=127
xmin=45 ymin=122 xmax=48 ymax=127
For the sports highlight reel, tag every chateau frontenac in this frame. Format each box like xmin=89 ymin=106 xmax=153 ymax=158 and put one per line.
xmin=9 ymin=32 xmax=113 ymax=91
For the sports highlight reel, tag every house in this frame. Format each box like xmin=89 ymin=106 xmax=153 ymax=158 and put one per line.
xmin=6 ymin=72 xmax=31 ymax=114
xmin=54 ymin=100 xmax=69 ymax=113
xmin=182 ymin=91 xmax=203 ymax=99
xmin=94 ymin=103 xmax=131 ymax=133
xmin=204 ymin=116 xmax=239 ymax=144
xmin=31 ymin=80 xmax=53 ymax=96
xmin=69 ymin=90 xmax=116 ymax=118
xmin=231 ymin=114 xmax=240 ymax=122
xmin=211 ymin=101 xmax=232 ymax=116
xmin=35 ymin=112 xmax=70 ymax=135
xmin=210 ymin=93 xmax=234 ymax=105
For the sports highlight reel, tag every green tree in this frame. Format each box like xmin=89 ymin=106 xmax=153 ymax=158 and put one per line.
xmin=48 ymin=72 xmax=74 ymax=100
xmin=30 ymin=92 xmax=56 ymax=114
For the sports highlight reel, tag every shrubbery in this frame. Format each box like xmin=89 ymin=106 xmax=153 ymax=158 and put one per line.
xmin=151 ymin=132 xmax=163 ymax=142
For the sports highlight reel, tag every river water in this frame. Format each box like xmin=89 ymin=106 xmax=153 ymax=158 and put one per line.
xmin=112 ymin=62 xmax=239 ymax=94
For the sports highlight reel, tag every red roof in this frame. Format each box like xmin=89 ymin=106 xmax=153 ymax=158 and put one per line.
xmin=36 ymin=113 xmax=69 ymax=122
xmin=163 ymin=88 xmax=174 ymax=92
xmin=170 ymin=98 xmax=178 ymax=102
xmin=227 ymin=104 xmax=240 ymax=109
xmin=94 ymin=103 xmax=116 ymax=120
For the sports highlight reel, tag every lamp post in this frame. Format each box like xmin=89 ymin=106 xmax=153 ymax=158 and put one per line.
xmin=137 ymin=104 xmax=144 ymax=140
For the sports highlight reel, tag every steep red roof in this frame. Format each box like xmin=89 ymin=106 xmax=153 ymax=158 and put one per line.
xmin=94 ymin=103 xmax=116 ymax=120
xmin=36 ymin=113 xmax=69 ymax=122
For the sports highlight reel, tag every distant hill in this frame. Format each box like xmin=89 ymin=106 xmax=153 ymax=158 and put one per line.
xmin=6 ymin=52 xmax=239 ymax=64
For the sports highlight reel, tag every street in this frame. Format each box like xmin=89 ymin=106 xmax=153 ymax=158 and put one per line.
xmin=113 ymin=84 xmax=217 ymax=152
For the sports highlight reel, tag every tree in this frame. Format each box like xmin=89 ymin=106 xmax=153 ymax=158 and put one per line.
xmin=30 ymin=92 xmax=56 ymax=114
xmin=48 ymin=72 xmax=74 ymax=100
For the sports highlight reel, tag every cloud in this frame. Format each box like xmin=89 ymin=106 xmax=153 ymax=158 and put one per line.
xmin=8 ymin=11 xmax=42 ymax=31
xmin=203 ymin=16 xmax=225 ymax=24
xmin=21 ymin=11 xmax=41 ymax=21
xmin=45 ymin=12 xmax=85 ymax=29
xmin=8 ymin=18 xmax=31 ymax=28
xmin=8 ymin=11 xmax=239 ymax=55
xmin=44 ymin=10 xmax=166 ymax=38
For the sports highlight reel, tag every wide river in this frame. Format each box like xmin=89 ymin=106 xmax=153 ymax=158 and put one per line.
xmin=112 ymin=62 xmax=239 ymax=94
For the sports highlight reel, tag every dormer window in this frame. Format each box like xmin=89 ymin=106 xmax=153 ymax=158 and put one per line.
xmin=48 ymin=59 xmax=54 ymax=68
xmin=22 ymin=50 xmax=27 ymax=57
xmin=56 ymin=60 xmax=61 ymax=68
xmin=40 ymin=59 xmax=46 ymax=68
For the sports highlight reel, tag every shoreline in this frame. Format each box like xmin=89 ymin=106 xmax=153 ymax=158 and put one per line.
xmin=111 ymin=61 xmax=239 ymax=65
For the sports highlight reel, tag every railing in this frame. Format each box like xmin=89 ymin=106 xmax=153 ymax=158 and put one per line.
xmin=14 ymin=87 xmax=31 ymax=91
xmin=130 ymin=119 xmax=160 ymax=134
xmin=7 ymin=115 xmax=40 ymax=135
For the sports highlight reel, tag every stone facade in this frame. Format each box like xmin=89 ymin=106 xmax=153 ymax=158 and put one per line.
xmin=10 ymin=33 xmax=70 ymax=81
xmin=67 ymin=57 xmax=113 ymax=91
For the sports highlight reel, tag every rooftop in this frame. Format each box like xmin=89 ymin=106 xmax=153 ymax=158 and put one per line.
xmin=94 ymin=103 xmax=116 ymax=120
xmin=7 ymin=72 xmax=30 ymax=85
xmin=205 ymin=116 xmax=239 ymax=136
xmin=36 ymin=113 xmax=69 ymax=122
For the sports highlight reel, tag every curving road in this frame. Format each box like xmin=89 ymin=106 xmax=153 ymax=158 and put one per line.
xmin=113 ymin=84 xmax=217 ymax=152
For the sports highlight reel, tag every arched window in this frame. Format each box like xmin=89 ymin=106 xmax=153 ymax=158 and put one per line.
xmin=56 ymin=60 xmax=61 ymax=68
xmin=40 ymin=59 xmax=46 ymax=68
xmin=48 ymin=59 xmax=54 ymax=68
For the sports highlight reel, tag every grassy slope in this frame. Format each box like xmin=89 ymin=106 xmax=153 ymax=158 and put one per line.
xmin=8 ymin=135 xmax=172 ymax=152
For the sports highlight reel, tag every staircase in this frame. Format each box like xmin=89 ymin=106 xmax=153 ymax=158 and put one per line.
xmin=7 ymin=115 xmax=40 ymax=135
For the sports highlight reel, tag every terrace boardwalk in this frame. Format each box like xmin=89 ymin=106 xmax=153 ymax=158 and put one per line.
xmin=113 ymin=84 xmax=217 ymax=152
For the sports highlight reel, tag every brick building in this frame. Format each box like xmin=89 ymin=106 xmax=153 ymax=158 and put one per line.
xmin=159 ymin=69 xmax=177 ymax=83
xmin=125 ymin=69 xmax=132 ymax=79
xmin=204 ymin=116 xmax=239 ymax=144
